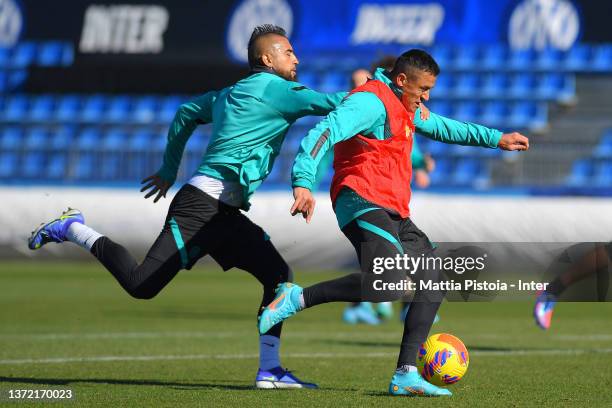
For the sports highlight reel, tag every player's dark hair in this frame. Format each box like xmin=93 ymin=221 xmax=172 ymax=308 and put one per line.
xmin=247 ymin=24 xmax=287 ymax=68
xmin=390 ymin=49 xmax=440 ymax=79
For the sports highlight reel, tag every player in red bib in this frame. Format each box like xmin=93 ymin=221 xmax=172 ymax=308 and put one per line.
xmin=259 ymin=50 xmax=529 ymax=396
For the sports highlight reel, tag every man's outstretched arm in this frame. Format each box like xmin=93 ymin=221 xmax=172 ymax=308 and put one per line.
xmin=264 ymin=80 xmax=347 ymax=121
xmin=141 ymin=91 xmax=218 ymax=202
xmin=415 ymin=111 xmax=529 ymax=151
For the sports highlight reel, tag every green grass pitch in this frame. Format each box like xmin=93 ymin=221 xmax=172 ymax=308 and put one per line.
xmin=1 ymin=261 xmax=611 ymax=407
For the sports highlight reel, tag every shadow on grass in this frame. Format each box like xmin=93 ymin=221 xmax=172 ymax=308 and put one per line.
xmin=0 ymin=376 xmax=254 ymax=391
xmin=363 ymin=390 xmax=394 ymax=397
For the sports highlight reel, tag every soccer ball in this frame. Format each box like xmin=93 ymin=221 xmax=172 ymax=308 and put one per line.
xmin=417 ymin=333 xmax=469 ymax=386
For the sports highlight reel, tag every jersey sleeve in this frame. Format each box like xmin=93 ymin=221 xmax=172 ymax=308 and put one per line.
xmin=157 ymin=91 xmax=218 ymax=183
xmin=414 ymin=110 xmax=502 ymax=148
xmin=264 ymin=80 xmax=347 ymax=121
xmin=291 ymin=92 xmax=385 ymax=190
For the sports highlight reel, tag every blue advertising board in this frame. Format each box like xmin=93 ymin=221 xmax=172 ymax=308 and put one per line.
xmin=225 ymin=0 xmax=583 ymax=62
xmin=5 ymin=0 xmax=587 ymax=66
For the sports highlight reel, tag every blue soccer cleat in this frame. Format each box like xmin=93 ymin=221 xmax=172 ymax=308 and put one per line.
xmin=534 ymin=290 xmax=557 ymax=330
xmin=255 ymin=366 xmax=318 ymax=389
xmin=28 ymin=208 xmax=84 ymax=250
xmin=259 ymin=283 xmax=303 ymax=335
xmin=389 ymin=370 xmax=452 ymax=397
xmin=342 ymin=305 xmax=359 ymax=324
xmin=343 ymin=302 xmax=380 ymax=325
xmin=376 ymin=302 xmax=394 ymax=320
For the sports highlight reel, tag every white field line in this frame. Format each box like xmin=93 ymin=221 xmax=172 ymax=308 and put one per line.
xmin=2 ymin=349 xmax=612 ymax=366
xmin=553 ymin=334 xmax=612 ymax=341
xmin=1 ymin=331 xmax=612 ymax=342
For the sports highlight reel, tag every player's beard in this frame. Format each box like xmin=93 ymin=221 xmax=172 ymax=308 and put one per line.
xmin=286 ymin=68 xmax=297 ymax=81
xmin=277 ymin=69 xmax=295 ymax=81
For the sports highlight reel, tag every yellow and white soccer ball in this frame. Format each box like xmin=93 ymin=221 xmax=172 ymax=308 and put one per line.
xmin=416 ymin=333 xmax=469 ymax=386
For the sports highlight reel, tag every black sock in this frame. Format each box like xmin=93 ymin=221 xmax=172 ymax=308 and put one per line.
xmin=302 ymin=273 xmax=362 ymax=307
xmin=397 ymin=301 xmax=442 ymax=368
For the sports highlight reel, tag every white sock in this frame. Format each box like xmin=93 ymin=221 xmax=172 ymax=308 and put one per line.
xmin=66 ymin=222 xmax=103 ymax=251
xmin=298 ymin=293 xmax=306 ymax=309
xmin=397 ymin=364 xmax=418 ymax=373
xmin=259 ymin=335 xmax=281 ymax=370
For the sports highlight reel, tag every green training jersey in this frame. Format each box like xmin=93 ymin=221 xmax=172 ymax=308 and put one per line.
xmin=157 ymin=71 xmax=346 ymax=210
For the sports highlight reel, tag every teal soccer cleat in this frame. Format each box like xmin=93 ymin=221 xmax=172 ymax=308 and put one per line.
xmin=375 ymin=301 xmax=394 ymax=320
xmin=343 ymin=302 xmax=380 ymax=325
xmin=259 ymin=283 xmax=303 ymax=335
xmin=28 ymin=208 xmax=84 ymax=250
xmin=389 ymin=370 xmax=452 ymax=397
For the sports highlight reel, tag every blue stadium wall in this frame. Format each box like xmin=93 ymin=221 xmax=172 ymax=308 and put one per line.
xmin=1 ymin=0 xmax=611 ymax=193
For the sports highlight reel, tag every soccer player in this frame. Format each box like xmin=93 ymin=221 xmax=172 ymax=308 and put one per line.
xmin=27 ymin=25 xmax=345 ymax=389
xmin=343 ymin=57 xmax=437 ymax=325
xmin=258 ymin=49 xmax=529 ymax=396
xmin=534 ymin=241 xmax=611 ymax=329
